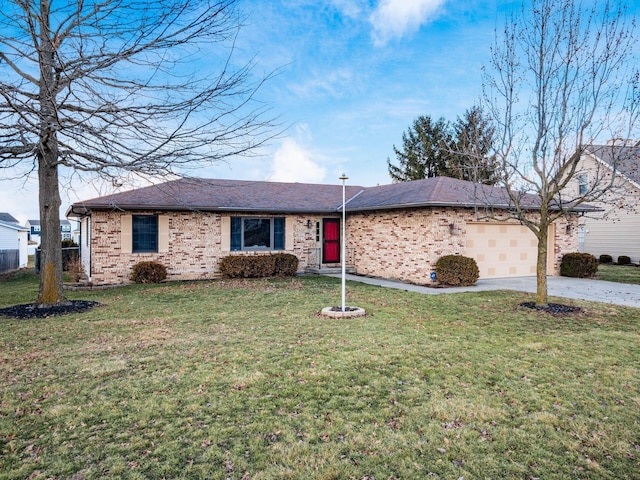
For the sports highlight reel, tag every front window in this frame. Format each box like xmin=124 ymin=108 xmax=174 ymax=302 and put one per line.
xmin=231 ymin=217 xmax=285 ymax=251
xmin=578 ymin=174 xmax=588 ymax=195
xmin=132 ymin=215 xmax=158 ymax=253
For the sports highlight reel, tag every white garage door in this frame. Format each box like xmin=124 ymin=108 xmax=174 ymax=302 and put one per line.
xmin=466 ymin=223 xmax=551 ymax=278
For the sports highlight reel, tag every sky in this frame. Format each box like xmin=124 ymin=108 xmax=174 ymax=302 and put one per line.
xmin=1 ymin=0 xmax=637 ymax=224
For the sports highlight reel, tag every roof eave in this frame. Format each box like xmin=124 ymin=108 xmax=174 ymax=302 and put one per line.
xmin=68 ymin=204 xmax=341 ymax=216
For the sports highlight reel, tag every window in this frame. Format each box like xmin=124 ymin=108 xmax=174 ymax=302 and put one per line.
xmin=132 ymin=215 xmax=158 ymax=253
xmin=230 ymin=217 xmax=285 ymax=251
xmin=578 ymin=174 xmax=588 ymax=195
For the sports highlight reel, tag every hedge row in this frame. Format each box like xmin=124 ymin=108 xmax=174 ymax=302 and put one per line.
xmin=219 ymin=253 xmax=299 ymax=278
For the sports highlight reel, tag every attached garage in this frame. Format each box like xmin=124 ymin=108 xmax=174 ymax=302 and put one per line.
xmin=466 ymin=223 xmax=555 ymax=279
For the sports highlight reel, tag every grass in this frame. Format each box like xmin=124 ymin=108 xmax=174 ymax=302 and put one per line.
xmin=1 ymin=271 xmax=640 ymax=479
xmin=596 ymin=263 xmax=640 ymax=285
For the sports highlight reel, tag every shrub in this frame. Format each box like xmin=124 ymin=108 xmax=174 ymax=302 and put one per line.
xmin=599 ymin=254 xmax=613 ymax=264
xmin=617 ymin=255 xmax=631 ymax=265
xmin=66 ymin=256 xmax=85 ymax=283
xmin=219 ymin=254 xmax=299 ymax=278
xmin=61 ymin=239 xmax=78 ymax=248
xmin=61 ymin=246 xmax=79 ymax=271
xmin=435 ymin=255 xmax=479 ymax=286
xmin=130 ymin=261 xmax=167 ymax=283
xmin=560 ymin=252 xmax=598 ymax=278
xmin=273 ymin=253 xmax=299 ymax=277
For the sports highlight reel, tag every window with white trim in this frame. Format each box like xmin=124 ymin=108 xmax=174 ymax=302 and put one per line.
xmin=578 ymin=174 xmax=588 ymax=195
xmin=230 ymin=217 xmax=285 ymax=251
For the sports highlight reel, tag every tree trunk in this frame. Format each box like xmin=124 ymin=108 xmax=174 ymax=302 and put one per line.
xmin=37 ymin=159 xmax=66 ymax=306
xmin=36 ymin=0 xmax=66 ymax=306
xmin=535 ymin=224 xmax=549 ymax=306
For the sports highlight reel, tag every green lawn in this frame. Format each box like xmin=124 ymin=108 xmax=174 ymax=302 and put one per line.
xmin=1 ymin=271 xmax=639 ymax=479
xmin=596 ymin=263 xmax=640 ymax=285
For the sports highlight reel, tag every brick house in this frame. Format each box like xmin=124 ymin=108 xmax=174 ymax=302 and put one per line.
xmin=67 ymin=176 xmax=580 ymax=285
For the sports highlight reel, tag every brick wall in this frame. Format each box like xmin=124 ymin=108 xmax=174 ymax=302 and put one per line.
xmin=347 ymin=207 xmax=578 ymax=285
xmin=87 ymin=207 xmax=578 ymax=285
xmin=88 ymin=211 xmax=322 ymax=284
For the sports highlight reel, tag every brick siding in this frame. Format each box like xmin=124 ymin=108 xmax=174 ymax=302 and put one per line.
xmin=85 ymin=208 xmax=578 ymax=285
xmin=347 ymin=207 xmax=578 ymax=285
xmin=86 ymin=211 xmax=322 ymax=284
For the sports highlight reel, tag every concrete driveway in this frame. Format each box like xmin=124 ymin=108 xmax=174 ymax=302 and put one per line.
xmin=326 ymin=274 xmax=640 ymax=308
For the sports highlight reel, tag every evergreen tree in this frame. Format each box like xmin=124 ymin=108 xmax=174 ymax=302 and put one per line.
xmin=387 ymin=116 xmax=453 ymax=182
xmin=450 ymin=106 xmax=499 ymax=185
xmin=387 ymin=106 xmax=498 ymax=184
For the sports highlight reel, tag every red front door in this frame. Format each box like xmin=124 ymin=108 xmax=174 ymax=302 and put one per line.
xmin=322 ymin=219 xmax=340 ymax=263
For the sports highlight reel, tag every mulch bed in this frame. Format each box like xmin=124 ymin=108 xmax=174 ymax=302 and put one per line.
xmin=519 ymin=302 xmax=582 ymax=315
xmin=0 ymin=300 xmax=101 ymax=319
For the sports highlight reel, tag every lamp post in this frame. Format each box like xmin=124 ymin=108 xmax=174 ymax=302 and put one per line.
xmin=339 ymin=173 xmax=348 ymax=312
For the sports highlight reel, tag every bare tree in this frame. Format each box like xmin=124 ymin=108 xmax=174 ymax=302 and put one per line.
xmin=0 ymin=0 xmax=276 ymax=305
xmin=483 ymin=0 xmax=638 ymax=305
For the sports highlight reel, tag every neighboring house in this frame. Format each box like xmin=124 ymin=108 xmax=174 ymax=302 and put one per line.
xmin=0 ymin=219 xmax=29 ymax=273
xmin=67 ymin=176 xmax=581 ymax=285
xmin=568 ymin=142 xmax=640 ymax=263
xmin=26 ymin=219 xmax=75 ymax=246
xmin=0 ymin=213 xmax=20 ymax=224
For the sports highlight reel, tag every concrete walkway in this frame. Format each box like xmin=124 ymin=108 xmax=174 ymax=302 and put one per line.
xmin=324 ymin=273 xmax=640 ymax=308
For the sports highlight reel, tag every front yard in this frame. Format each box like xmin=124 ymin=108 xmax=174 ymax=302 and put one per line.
xmin=595 ymin=263 xmax=640 ymax=285
xmin=1 ymin=271 xmax=639 ymax=479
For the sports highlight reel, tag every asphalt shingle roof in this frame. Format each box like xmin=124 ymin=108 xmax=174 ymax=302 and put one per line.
xmin=345 ymin=177 xmax=523 ymax=211
xmin=69 ymin=178 xmax=367 ymax=214
xmin=586 ymin=144 xmax=640 ymax=186
xmin=0 ymin=213 xmax=19 ymax=224
xmin=69 ymin=176 xmax=552 ymax=216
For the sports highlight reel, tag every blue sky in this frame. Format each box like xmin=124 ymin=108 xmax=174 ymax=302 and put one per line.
xmin=1 ymin=0 xmax=637 ymax=223
xmin=226 ymin=0 xmax=508 ymax=185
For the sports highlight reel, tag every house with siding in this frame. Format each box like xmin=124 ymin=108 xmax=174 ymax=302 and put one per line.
xmin=67 ymin=176 xmax=581 ymax=285
xmin=567 ymin=142 xmax=640 ymax=263
xmin=26 ymin=219 xmax=74 ymax=243
xmin=0 ymin=219 xmax=28 ymax=273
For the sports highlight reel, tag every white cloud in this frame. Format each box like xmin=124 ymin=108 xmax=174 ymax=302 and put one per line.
xmin=369 ymin=0 xmax=446 ymax=46
xmin=269 ymin=138 xmax=327 ymax=183
xmin=288 ymin=68 xmax=357 ymax=100
xmin=330 ymin=0 xmax=365 ymax=19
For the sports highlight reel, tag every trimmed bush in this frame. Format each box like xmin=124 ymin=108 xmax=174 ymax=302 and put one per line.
xmin=435 ymin=255 xmax=479 ymax=286
xmin=617 ymin=255 xmax=631 ymax=265
xmin=219 ymin=254 xmax=299 ymax=278
xmin=273 ymin=253 xmax=299 ymax=277
xmin=598 ymin=254 xmax=613 ymax=264
xmin=130 ymin=261 xmax=167 ymax=284
xmin=61 ymin=239 xmax=78 ymax=248
xmin=560 ymin=253 xmax=598 ymax=278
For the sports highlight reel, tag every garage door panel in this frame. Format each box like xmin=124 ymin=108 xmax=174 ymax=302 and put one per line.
xmin=466 ymin=223 xmax=540 ymax=279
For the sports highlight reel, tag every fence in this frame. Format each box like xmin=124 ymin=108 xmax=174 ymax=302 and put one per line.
xmin=35 ymin=247 xmax=80 ymax=273
xmin=0 ymin=249 xmax=19 ymax=273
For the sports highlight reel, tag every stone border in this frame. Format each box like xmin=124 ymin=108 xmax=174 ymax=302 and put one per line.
xmin=320 ymin=306 xmax=366 ymax=318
